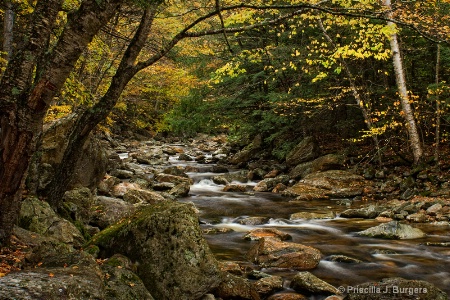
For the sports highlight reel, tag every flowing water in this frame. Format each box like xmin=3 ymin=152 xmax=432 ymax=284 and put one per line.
xmin=169 ymin=151 xmax=450 ymax=297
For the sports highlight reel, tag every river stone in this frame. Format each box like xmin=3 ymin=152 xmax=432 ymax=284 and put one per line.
xmin=426 ymin=203 xmax=442 ymax=215
xmin=282 ymin=183 xmax=329 ymax=201
xmin=290 ymin=211 xmax=335 ymax=220
xmin=101 ymin=254 xmax=154 ymax=300
xmin=169 ymin=182 xmax=191 ymax=197
xmin=110 ymin=182 xmax=142 ymax=198
xmin=286 ymin=137 xmax=321 ymax=167
xmin=253 ymin=275 xmax=284 ymax=297
xmin=98 ymin=175 xmax=121 ymax=196
xmin=244 ymin=228 xmax=292 ymax=241
xmin=213 ymin=273 xmax=261 ymax=300
xmin=212 ymin=175 xmax=230 ymax=185
xmin=155 ymin=173 xmax=192 ymax=185
xmin=300 ymin=170 xmax=367 ymax=198
xmin=344 ymin=277 xmax=447 ymax=300
xmin=406 ymin=212 xmax=427 ymax=223
xmin=253 ymin=175 xmax=290 ymax=192
xmin=246 ymin=238 xmax=321 ymax=270
xmin=325 ymin=255 xmax=363 ymax=263
xmin=340 ymin=205 xmax=384 ymax=219
xmin=162 ymin=166 xmax=189 ymax=178
xmin=223 ymin=184 xmax=247 ymax=192
xmin=267 ymin=294 xmax=307 ymax=300
xmin=356 ymin=221 xmax=426 ymax=239
xmin=290 ymin=271 xmax=340 ymax=295
xmin=237 ymin=216 xmax=271 ymax=225
xmin=19 ymin=197 xmax=85 ymax=247
xmin=90 ymin=201 xmax=221 ymax=300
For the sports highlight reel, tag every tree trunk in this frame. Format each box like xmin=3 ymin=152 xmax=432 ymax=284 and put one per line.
xmin=0 ymin=0 xmax=122 ymax=246
xmin=434 ymin=44 xmax=441 ymax=164
xmin=2 ymin=0 xmax=14 ymax=61
xmin=382 ymin=0 xmax=423 ymax=165
xmin=46 ymin=7 xmax=157 ymax=208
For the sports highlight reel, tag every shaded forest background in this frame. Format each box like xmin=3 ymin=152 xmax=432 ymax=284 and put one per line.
xmin=1 ymin=0 xmax=450 ymax=244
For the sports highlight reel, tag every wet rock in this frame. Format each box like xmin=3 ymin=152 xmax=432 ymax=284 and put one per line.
xmin=223 ymin=184 xmax=247 ymax=192
xmin=325 ymin=255 xmax=362 ymax=263
xmin=101 ymin=254 xmax=154 ymax=300
xmin=253 ymin=275 xmax=284 ymax=297
xmin=213 ymin=273 xmax=261 ymax=300
xmin=219 ymin=261 xmax=244 ymax=275
xmin=290 ymin=211 xmax=335 ymax=220
xmin=286 ymin=137 xmax=321 ymax=167
xmin=340 ymin=205 xmax=384 ymax=219
xmin=267 ymin=293 xmax=307 ymax=300
xmin=162 ymin=166 xmax=189 ymax=178
xmin=212 ymin=175 xmax=230 ymax=185
xmin=244 ymin=228 xmax=292 ymax=241
xmin=212 ymin=165 xmax=229 ymax=173
xmin=253 ymin=175 xmax=290 ymax=192
xmin=168 ymin=182 xmax=191 ymax=197
xmin=152 ymin=182 xmax=175 ymax=191
xmin=91 ymin=196 xmax=136 ymax=229
xmin=178 ymin=153 xmax=193 ymax=161
xmin=203 ymin=227 xmax=234 ymax=235
xmin=290 ymin=271 xmax=340 ymax=295
xmin=344 ymin=277 xmax=447 ymax=300
xmin=90 ymin=202 xmax=221 ymax=300
xmin=246 ymin=238 xmax=321 ymax=270
xmin=248 ymin=270 xmax=272 ymax=279
xmin=237 ymin=216 xmax=271 ymax=226
xmin=264 ymin=169 xmax=280 ymax=178
xmin=356 ymin=221 xmax=426 ymax=239
xmin=282 ymin=183 xmax=329 ymax=201
xmin=19 ymin=197 xmax=85 ymax=247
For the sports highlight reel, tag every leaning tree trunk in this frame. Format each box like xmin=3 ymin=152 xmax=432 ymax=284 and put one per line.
xmin=0 ymin=0 xmax=122 ymax=246
xmin=382 ymin=0 xmax=423 ymax=164
xmin=46 ymin=7 xmax=157 ymax=209
xmin=2 ymin=0 xmax=14 ymax=61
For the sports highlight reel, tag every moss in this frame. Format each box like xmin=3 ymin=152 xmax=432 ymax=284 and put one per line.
xmin=85 ymin=245 xmax=100 ymax=257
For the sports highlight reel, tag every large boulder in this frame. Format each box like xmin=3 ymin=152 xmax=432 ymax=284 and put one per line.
xmin=213 ymin=273 xmax=261 ymax=300
xmin=30 ymin=114 xmax=108 ymax=192
xmin=344 ymin=277 xmax=447 ymax=300
xmin=246 ymin=238 xmax=321 ymax=270
xmin=282 ymin=183 xmax=329 ymax=201
xmin=356 ymin=221 xmax=426 ymax=239
xmin=229 ymin=134 xmax=263 ymax=165
xmin=90 ymin=196 xmax=137 ymax=229
xmin=90 ymin=201 xmax=221 ymax=300
xmin=285 ymin=137 xmax=320 ymax=167
xmin=300 ymin=170 xmax=367 ymax=198
xmin=19 ymin=197 xmax=85 ymax=247
xmin=289 ymin=154 xmax=346 ymax=180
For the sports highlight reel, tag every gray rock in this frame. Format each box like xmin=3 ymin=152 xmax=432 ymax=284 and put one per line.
xmin=237 ymin=216 xmax=271 ymax=226
xmin=19 ymin=197 xmax=85 ymax=247
xmin=63 ymin=187 xmax=94 ymax=223
xmin=301 ymin=170 xmax=367 ymax=198
xmin=90 ymin=202 xmax=221 ymax=300
xmin=290 ymin=211 xmax=335 ymax=220
xmin=286 ymin=137 xmax=321 ymax=167
xmin=122 ymin=188 xmax=166 ymax=204
xmin=91 ymin=196 xmax=137 ymax=229
xmin=246 ymin=238 xmax=321 ymax=270
xmin=101 ymin=254 xmax=154 ymax=300
xmin=340 ymin=205 xmax=383 ymax=219
xmin=289 ymin=154 xmax=345 ymax=180
xmin=213 ymin=273 xmax=261 ymax=300
xmin=290 ymin=271 xmax=339 ymax=295
xmin=253 ymin=275 xmax=284 ymax=297
xmin=325 ymin=255 xmax=362 ymax=263
xmin=356 ymin=221 xmax=426 ymax=239
xmin=253 ymin=175 xmax=290 ymax=192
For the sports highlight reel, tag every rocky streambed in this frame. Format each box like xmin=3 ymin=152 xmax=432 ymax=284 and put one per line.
xmin=1 ymin=128 xmax=449 ymax=300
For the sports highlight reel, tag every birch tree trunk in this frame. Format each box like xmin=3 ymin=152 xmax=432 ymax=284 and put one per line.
xmin=382 ymin=0 xmax=423 ymax=164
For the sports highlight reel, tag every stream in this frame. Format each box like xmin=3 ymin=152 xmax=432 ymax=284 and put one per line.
xmin=166 ymin=148 xmax=450 ymax=297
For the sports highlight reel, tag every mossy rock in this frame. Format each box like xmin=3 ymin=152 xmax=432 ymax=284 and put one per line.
xmin=88 ymin=201 xmax=221 ymax=300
